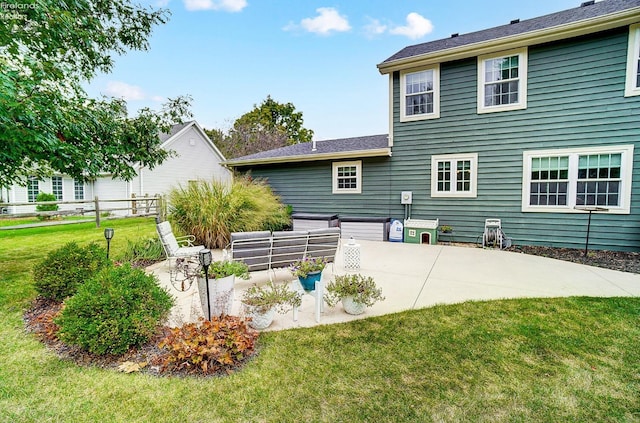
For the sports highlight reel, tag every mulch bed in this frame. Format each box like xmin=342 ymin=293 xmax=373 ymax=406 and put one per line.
xmin=23 ymin=246 xmax=638 ymax=375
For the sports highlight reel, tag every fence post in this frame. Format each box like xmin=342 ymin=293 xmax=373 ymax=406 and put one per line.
xmin=156 ymin=194 xmax=164 ymax=222
xmin=144 ymin=193 xmax=150 ymax=214
xmin=131 ymin=193 xmax=137 ymax=215
xmin=94 ymin=196 xmax=100 ymax=228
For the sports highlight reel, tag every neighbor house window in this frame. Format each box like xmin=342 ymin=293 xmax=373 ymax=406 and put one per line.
xmin=74 ymin=180 xmax=84 ymax=200
xmin=400 ymin=66 xmax=440 ymax=121
xmin=625 ymin=23 xmax=640 ymax=97
xmin=332 ymin=161 xmax=362 ymax=194
xmin=478 ymin=48 xmax=528 ymax=113
xmin=51 ymin=176 xmax=63 ymax=200
xmin=431 ymin=153 xmax=478 ymax=198
xmin=522 ymin=145 xmax=634 ymax=214
xmin=27 ymin=177 xmax=39 ymax=202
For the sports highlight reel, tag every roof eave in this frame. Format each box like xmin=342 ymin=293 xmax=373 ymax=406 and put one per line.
xmin=223 ymin=148 xmax=392 ymax=168
xmin=377 ymin=8 xmax=640 ymax=74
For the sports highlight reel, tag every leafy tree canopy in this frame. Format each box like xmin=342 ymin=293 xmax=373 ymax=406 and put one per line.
xmin=0 ymin=0 xmax=192 ymax=186
xmin=207 ymin=96 xmax=313 ymax=159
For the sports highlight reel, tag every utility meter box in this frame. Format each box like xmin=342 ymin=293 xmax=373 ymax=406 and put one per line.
xmin=400 ymin=191 xmax=413 ymax=204
xmin=403 ymin=219 xmax=439 ymax=245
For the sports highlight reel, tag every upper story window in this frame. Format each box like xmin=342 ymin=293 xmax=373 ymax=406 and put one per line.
xmin=522 ymin=145 xmax=634 ymax=214
xmin=51 ymin=176 xmax=63 ymax=200
xmin=477 ymin=48 xmax=528 ymax=113
xmin=332 ymin=161 xmax=362 ymax=194
xmin=625 ymin=23 xmax=640 ymax=97
xmin=400 ymin=66 xmax=440 ymax=122
xmin=431 ymin=153 xmax=478 ymax=198
xmin=74 ymin=180 xmax=84 ymax=200
xmin=27 ymin=177 xmax=39 ymax=202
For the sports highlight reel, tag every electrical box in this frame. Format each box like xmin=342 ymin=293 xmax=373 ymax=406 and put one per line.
xmin=400 ymin=191 xmax=413 ymax=205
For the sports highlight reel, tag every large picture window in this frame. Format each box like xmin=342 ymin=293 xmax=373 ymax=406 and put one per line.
xmin=522 ymin=146 xmax=633 ymax=214
xmin=431 ymin=153 xmax=478 ymax=198
xmin=332 ymin=161 xmax=362 ymax=194
xmin=625 ymin=23 xmax=640 ymax=97
xmin=400 ymin=66 xmax=440 ymax=122
xmin=477 ymin=48 xmax=528 ymax=113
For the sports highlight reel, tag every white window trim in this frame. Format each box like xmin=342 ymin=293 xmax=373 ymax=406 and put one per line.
xmin=477 ymin=47 xmax=528 ymax=114
xmin=625 ymin=23 xmax=640 ymax=97
xmin=74 ymin=179 xmax=85 ymax=201
xmin=400 ymin=65 xmax=440 ymax=122
xmin=27 ymin=177 xmax=39 ymax=203
xmin=332 ymin=160 xmax=362 ymax=194
xmin=521 ymin=145 xmax=634 ymax=215
xmin=431 ymin=153 xmax=478 ymax=198
xmin=51 ymin=176 xmax=63 ymax=200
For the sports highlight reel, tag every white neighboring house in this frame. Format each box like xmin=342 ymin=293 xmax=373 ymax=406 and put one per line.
xmin=2 ymin=121 xmax=231 ymax=215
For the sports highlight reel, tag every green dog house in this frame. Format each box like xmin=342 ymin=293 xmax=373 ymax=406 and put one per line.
xmin=403 ymin=219 xmax=439 ymax=245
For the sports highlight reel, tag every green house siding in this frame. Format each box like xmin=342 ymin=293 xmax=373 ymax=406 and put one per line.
xmin=240 ymin=157 xmax=396 ymax=217
xmin=390 ymin=28 xmax=640 ymax=251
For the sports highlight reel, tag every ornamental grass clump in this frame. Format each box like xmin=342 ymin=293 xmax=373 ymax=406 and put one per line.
xmin=55 ymin=263 xmax=174 ymax=355
xmin=168 ymin=176 xmax=290 ymax=249
xmin=32 ymin=241 xmax=110 ymax=301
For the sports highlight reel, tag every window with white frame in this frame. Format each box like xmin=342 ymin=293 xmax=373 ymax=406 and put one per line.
xmin=74 ymin=180 xmax=84 ymax=200
xmin=625 ymin=23 xmax=640 ymax=97
xmin=431 ymin=153 xmax=478 ymax=198
xmin=522 ymin=145 xmax=634 ymax=214
xmin=332 ymin=161 xmax=362 ymax=194
xmin=51 ymin=176 xmax=63 ymax=200
xmin=400 ymin=66 xmax=440 ymax=121
xmin=477 ymin=48 xmax=528 ymax=113
xmin=27 ymin=177 xmax=39 ymax=202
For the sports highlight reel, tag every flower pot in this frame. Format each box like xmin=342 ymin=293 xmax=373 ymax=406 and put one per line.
xmin=298 ymin=271 xmax=322 ymax=292
xmin=341 ymin=296 xmax=366 ymax=315
xmin=243 ymin=304 xmax=276 ymax=330
xmin=198 ymin=274 xmax=235 ymax=318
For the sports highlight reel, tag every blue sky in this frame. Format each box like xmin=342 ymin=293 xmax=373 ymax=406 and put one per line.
xmin=87 ymin=0 xmax=581 ymax=141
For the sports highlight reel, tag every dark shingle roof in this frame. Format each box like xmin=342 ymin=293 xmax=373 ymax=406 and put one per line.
xmin=382 ymin=0 xmax=640 ymax=64
xmin=159 ymin=121 xmax=194 ymax=143
xmin=225 ymin=134 xmax=390 ymax=165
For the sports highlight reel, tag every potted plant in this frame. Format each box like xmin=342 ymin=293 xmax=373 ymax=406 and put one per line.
xmin=241 ymin=281 xmax=302 ymax=329
xmin=290 ymin=255 xmax=327 ymax=292
xmin=438 ymin=225 xmax=453 ymax=234
xmin=198 ymin=260 xmax=249 ymax=318
xmin=324 ymin=274 xmax=385 ymax=315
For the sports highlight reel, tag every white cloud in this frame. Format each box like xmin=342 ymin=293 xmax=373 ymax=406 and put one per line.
xmin=289 ymin=7 xmax=351 ymax=35
xmin=363 ymin=17 xmax=387 ymax=38
xmin=389 ymin=12 xmax=433 ymax=40
xmin=105 ymin=81 xmax=146 ymax=101
xmin=183 ymin=0 xmax=247 ymax=12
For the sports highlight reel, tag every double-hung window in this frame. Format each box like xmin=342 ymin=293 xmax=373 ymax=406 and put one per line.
xmin=477 ymin=48 xmax=527 ymax=113
xmin=27 ymin=177 xmax=39 ymax=202
xmin=51 ymin=176 xmax=63 ymax=200
xmin=625 ymin=23 xmax=640 ymax=97
xmin=522 ymin=145 xmax=633 ymax=214
xmin=431 ymin=153 xmax=478 ymax=198
xmin=400 ymin=66 xmax=440 ymax=121
xmin=332 ymin=161 xmax=362 ymax=194
xmin=74 ymin=179 xmax=85 ymax=200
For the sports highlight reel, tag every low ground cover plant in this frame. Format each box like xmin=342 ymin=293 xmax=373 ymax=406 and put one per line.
xmin=32 ymin=241 xmax=110 ymax=301
xmin=119 ymin=236 xmax=165 ymax=266
xmin=158 ymin=316 xmax=258 ymax=375
xmin=55 ymin=263 xmax=174 ymax=355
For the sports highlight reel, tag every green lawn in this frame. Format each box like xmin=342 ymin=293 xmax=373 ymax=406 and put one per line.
xmin=1 ymin=218 xmax=639 ymax=422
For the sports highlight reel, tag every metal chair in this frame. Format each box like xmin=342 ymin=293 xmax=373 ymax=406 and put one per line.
xmin=156 ymin=221 xmax=204 ymax=291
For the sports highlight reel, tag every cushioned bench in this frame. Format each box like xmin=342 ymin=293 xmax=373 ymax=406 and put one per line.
xmin=229 ymin=228 xmax=341 ymax=272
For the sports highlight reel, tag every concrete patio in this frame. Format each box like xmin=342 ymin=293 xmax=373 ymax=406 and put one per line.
xmin=148 ymin=240 xmax=640 ymax=331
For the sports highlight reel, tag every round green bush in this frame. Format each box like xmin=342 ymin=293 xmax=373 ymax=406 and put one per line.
xmin=32 ymin=242 xmax=110 ymax=301
xmin=55 ymin=263 xmax=174 ymax=355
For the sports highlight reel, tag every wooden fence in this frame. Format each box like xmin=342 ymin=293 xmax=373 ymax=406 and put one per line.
xmin=0 ymin=195 xmax=165 ymax=228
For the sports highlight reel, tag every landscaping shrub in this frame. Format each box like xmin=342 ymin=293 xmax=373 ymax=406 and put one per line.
xmin=119 ymin=236 xmax=165 ymax=266
xmin=55 ymin=263 xmax=174 ymax=355
xmin=32 ymin=242 xmax=110 ymax=301
xmin=168 ymin=176 xmax=290 ymax=249
xmin=35 ymin=192 xmax=59 ymax=220
xmin=158 ymin=316 xmax=258 ymax=375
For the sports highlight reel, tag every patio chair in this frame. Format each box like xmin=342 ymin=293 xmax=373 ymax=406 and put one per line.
xmin=156 ymin=221 xmax=205 ymax=291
